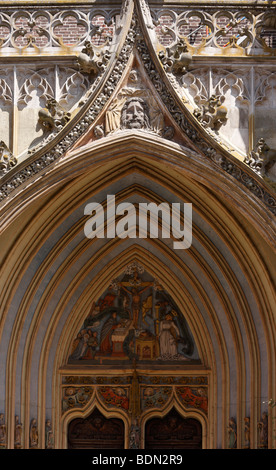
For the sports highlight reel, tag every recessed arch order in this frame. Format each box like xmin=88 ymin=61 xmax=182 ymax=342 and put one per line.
xmin=0 ymin=131 xmax=275 ymax=449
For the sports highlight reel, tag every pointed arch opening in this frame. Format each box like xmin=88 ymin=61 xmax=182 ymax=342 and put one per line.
xmin=67 ymin=407 xmax=125 ymax=449
xmin=144 ymin=407 xmax=202 ymax=449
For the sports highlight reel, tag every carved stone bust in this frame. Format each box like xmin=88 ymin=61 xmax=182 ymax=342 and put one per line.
xmin=121 ymin=97 xmax=150 ymax=130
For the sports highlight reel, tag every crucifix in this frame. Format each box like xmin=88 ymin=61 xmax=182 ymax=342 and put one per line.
xmin=119 ymin=267 xmax=153 ymax=328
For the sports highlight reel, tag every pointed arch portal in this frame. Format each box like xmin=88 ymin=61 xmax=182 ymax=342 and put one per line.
xmin=0 ymin=0 xmax=275 ymax=451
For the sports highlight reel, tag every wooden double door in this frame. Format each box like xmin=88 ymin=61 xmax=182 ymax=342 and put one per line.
xmin=68 ymin=408 xmax=202 ymax=449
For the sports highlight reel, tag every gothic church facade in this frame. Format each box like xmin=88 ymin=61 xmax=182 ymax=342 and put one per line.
xmin=0 ymin=0 xmax=275 ymax=449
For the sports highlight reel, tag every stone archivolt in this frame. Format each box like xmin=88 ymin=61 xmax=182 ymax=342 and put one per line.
xmin=0 ymin=0 xmax=275 ymax=451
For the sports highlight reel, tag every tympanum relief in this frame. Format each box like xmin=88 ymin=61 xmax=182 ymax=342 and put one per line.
xmin=90 ymin=69 xmax=175 ymax=141
xmin=68 ymin=262 xmax=198 ymax=365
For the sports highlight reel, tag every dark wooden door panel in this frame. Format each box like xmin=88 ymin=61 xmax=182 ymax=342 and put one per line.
xmin=68 ymin=408 xmax=124 ymax=449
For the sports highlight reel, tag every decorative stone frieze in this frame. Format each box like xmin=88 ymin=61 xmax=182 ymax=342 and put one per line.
xmin=62 ymin=386 xmax=94 ymax=413
xmin=150 ymin=6 xmax=275 ymax=55
xmin=0 ymin=7 xmax=118 ymax=54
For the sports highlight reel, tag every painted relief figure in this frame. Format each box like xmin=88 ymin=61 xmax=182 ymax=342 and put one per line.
xmin=29 ymin=418 xmax=38 ymax=449
xmin=99 ymin=311 xmax=120 ymax=355
xmin=159 ymin=312 xmax=182 ymax=360
xmin=68 ymin=262 xmax=198 ymax=364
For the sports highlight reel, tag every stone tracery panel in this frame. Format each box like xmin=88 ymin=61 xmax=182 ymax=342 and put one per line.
xmin=0 ymin=7 xmax=119 ymax=53
xmin=151 ymin=7 xmax=275 ymax=55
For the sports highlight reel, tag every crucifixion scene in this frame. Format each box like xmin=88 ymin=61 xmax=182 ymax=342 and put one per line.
xmin=68 ymin=262 xmax=198 ymax=365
